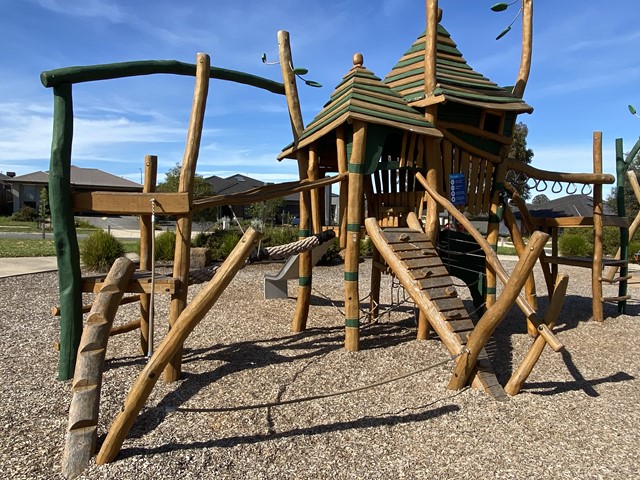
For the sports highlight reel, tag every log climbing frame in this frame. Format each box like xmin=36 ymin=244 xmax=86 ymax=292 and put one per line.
xmin=42 ymin=49 xmax=341 ymax=381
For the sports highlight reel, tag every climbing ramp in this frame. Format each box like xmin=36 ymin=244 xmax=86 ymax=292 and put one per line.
xmin=365 ymin=221 xmax=507 ymax=400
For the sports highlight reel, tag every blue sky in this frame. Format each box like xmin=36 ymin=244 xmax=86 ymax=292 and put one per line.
xmin=1 ymin=0 xmax=639 ymax=199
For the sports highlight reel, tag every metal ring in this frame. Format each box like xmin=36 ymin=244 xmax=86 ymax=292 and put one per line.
xmin=552 ymin=181 xmax=563 ymax=194
xmin=581 ymin=183 xmax=593 ymax=195
xmin=535 ymin=179 xmax=548 ymax=192
xmin=566 ymin=182 xmax=577 ymax=194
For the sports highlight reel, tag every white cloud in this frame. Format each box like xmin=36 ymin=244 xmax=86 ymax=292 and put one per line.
xmin=35 ymin=0 xmax=126 ymax=22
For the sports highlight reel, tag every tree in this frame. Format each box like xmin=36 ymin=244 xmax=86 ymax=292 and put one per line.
xmin=247 ymin=197 xmax=285 ymax=227
xmin=506 ymin=121 xmax=535 ymax=200
xmin=605 ymin=152 xmax=640 ymax=221
xmin=531 ymin=193 xmax=550 ymax=205
xmin=156 ymin=163 xmax=218 ymax=224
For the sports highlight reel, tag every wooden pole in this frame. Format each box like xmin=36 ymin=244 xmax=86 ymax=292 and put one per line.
xmin=448 ymin=231 xmax=548 ymax=390
xmin=277 ymin=30 xmax=304 ymax=141
xmin=337 ymin=125 xmax=349 ymax=250
xmin=424 ymin=0 xmax=438 ymax=97
xmin=96 ymin=228 xmax=261 ymax=465
xmin=51 ymin=295 xmax=141 ymax=317
xmin=139 ymin=154 xmax=157 ymax=355
xmin=592 ymin=131 xmax=604 ymax=322
xmin=485 ymin=161 xmax=508 ymax=310
xmin=62 ymin=257 xmax=135 ymax=479
xmin=503 ymin=205 xmax=539 ymax=336
xmin=291 ymin=153 xmax=312 ymax=333
xmin=512 ymin=0 xmax=533 ymax=99
xmin=504 ymin=273 xmax=568 ymax=396
xmin=48 ymin=82 xmax=84 ymax=381
xmin=165 ymin=53 xmax=210 ymax=382
xmin=344 ymin=120 xmax=368 ymax=351
xmin=308 ymin=145 xmax=322 ymax=234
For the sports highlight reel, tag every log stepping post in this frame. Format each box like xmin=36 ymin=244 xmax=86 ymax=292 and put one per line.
xmin=62 ymin=257 xmax=136 ymax=479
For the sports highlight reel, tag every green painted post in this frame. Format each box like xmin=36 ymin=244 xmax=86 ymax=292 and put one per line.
xmin=49 ymin=83 xmax=83 ymax=380
xmin=615 ymin=139 xmax=629 ymax=313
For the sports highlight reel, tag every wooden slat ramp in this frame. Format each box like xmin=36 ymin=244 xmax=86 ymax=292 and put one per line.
xmin=365 ymin=220 xmax=507 ymax=400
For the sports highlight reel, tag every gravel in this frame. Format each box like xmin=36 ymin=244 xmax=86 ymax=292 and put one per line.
xmin=1 ymin=259 xmax=639 ymax=479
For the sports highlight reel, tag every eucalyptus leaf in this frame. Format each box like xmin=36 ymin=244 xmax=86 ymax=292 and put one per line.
xmin=496 ymin=25 xmax=511 ymax=40
xmin=305 ymin=80 xmax=322 ymax=88
xmin=292 ymin=67 xmax=309 ymax=75
xmin=261 ymin=53 xmax=267 ymax=63
xmin=629 ymin=104 xmax=637 ymax=115
xmin=491 ymin=2 xmax=509 ymax=12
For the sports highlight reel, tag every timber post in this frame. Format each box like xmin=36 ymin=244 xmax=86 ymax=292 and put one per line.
xmin=138 ymin=154 xmax=157 ymax=355
xmin=164 ymin=52 xmax=210 ymax=382
xmin=344 ymin=119 xmax=368 ymax=351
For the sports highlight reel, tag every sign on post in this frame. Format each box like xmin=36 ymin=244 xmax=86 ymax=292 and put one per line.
xmin=449 ymin=173 xmax=466 ymax=206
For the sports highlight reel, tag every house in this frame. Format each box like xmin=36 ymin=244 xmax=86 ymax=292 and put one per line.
xmin=204 ymin=173 xmax=338 ymax=223
xmin=5 ymin=166 xmax=142 ymax=214
xmin=0 ymin=172 xmax=15 ymax=215
xmin=514 ymin=194 xmax=616 ymax=235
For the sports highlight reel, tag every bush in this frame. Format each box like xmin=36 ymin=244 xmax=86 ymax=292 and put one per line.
xmin=360 ymin=236 xmax=374 ymax=257
xmin=81 ymin=230 xmax=125 ymax=272
xmin=154 ymin=231 xmax=176 ymax=261
xmin=11 ymin=206 xmax=38 ymax=222
xmin=558 ymin=232 xmax=591 ymax=257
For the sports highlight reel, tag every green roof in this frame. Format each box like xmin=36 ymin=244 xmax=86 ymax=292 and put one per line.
xmin=279 ymin=58 xmax=441 ymax=159
xmin=384 ymin=24 xmax=533 ymax=113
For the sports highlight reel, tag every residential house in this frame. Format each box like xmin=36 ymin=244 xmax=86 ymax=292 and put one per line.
xmin=5 ymin=166 xmax=142 ymax=214
xmin=0 ymin=172 xmax=15 ymax=215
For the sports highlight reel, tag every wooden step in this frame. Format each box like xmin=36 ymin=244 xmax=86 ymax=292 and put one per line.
xmin=82 ymin=270 xmax=177 ymax=294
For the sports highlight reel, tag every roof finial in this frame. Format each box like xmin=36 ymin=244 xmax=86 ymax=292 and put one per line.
xmin=353 ymin=52 xmax=363 ymax=68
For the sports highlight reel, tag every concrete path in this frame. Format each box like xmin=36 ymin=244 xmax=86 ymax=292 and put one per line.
xmin=0 ymin=256 xmax=58 ymax=278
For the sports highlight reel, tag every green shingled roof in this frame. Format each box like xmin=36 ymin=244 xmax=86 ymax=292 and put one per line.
xmin=384 ymin=24 xmax=533 ymax=113
xmin=279 ymin=60 xmax=441 ymax=159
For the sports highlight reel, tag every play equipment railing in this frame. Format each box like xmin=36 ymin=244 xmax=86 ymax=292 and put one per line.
xmin=41 ymin=59 xmax=286 ymax=381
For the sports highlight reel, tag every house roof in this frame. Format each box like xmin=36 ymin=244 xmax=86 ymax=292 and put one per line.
xmin=522 ymin=194 xmax=615 ymax=218
xmin=279 ymin=55 xmax=441 ymax=159
xmin=6 ymin=166 xmax=141 ymax=190
xmin=205 ymin=174 xmax=298 ymax=202
xmin=384 ymin=23 xmax=533 ymax=113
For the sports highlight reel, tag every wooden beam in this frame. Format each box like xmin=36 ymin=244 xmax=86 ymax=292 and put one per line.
xmin=72 ymin=191 xmax=189 ymax=215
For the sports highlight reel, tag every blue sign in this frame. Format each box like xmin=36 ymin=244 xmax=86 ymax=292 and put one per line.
xmin=449 ymin=173 xmax=466 ymax=206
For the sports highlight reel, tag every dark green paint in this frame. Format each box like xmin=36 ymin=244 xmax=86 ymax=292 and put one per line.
xmin=49 ymin=84 xmax=83 ymax=381
xmin=41 ymin=60 xmax=285 ymax=95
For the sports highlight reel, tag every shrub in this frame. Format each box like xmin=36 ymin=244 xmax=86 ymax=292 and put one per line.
xmin=81 ymin=230 xmax=125 ymax=272
xmin=154 ymin=231 xmax=176 ymax=261
xmin=261 ymin=226 xmax=299 ymax=247
xmin=558 ymin=232 xmax=591 ymax=257
xmin=11 ymin=206 xmax=38 ymax=222
xmin=218 ymin=231 xmax=241 ymax=258
xmin=360 ymin=236 xmax=374 ymax=257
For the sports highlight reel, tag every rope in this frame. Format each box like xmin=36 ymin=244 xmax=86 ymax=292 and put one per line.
xmin=174 ymin=351 xmax=463 ymax=413
xmin=249 ymin=229 xmax=336 ymax=263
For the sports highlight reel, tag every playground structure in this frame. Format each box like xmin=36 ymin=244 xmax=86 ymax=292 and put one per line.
xmin=40 ymin=0 xmax=638 ymax=477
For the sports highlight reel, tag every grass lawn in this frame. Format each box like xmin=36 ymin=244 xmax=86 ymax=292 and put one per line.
xmin=0 ymin=238 xmax=140 ymax=258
